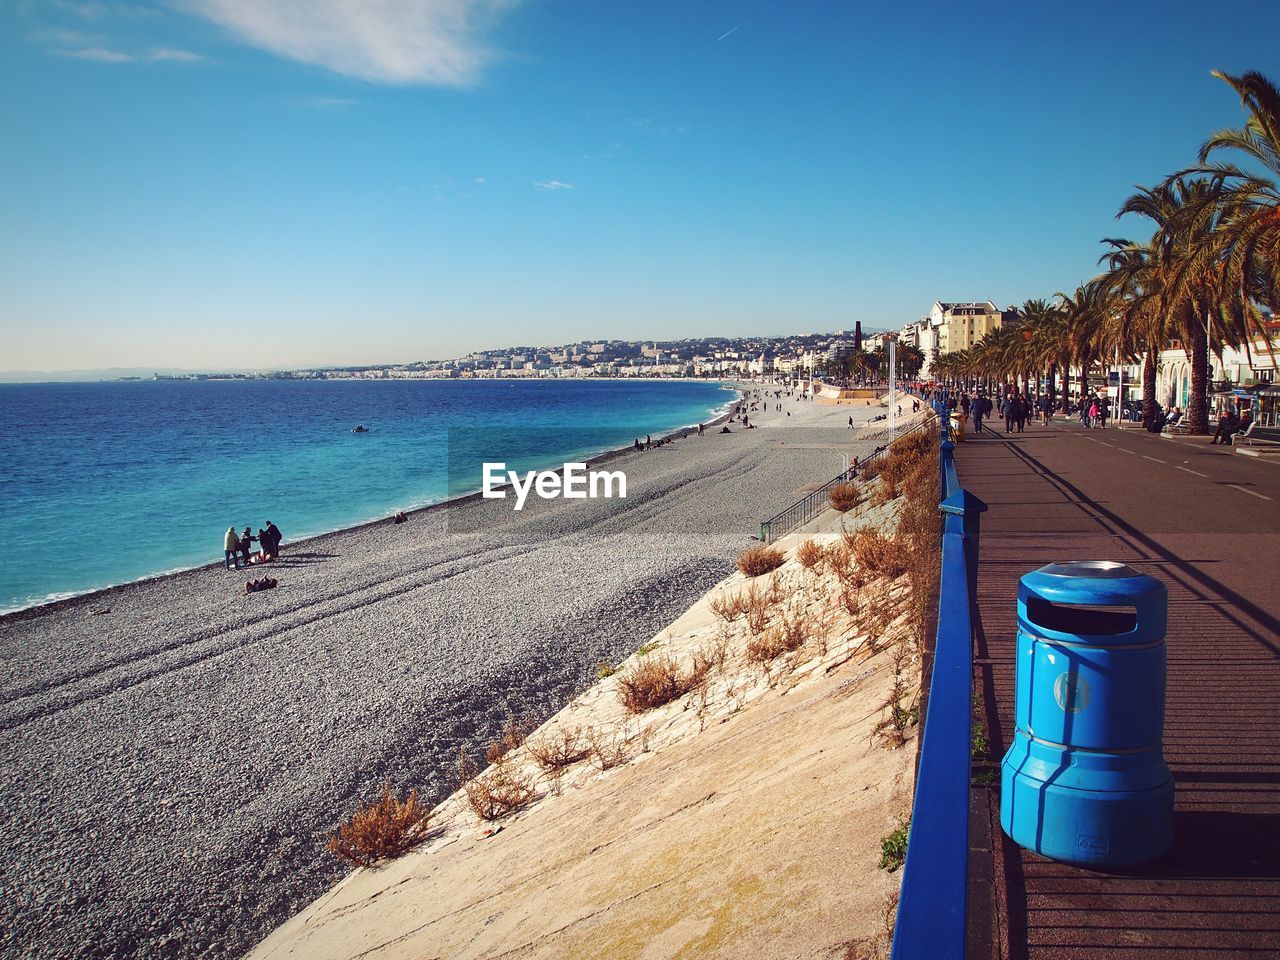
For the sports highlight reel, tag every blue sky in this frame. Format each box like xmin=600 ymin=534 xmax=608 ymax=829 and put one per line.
xmin=2 ymin=0 xmax=1279 ymax=372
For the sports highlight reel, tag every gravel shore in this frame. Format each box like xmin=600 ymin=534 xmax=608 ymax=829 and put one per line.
xmin=0 ymin=387 xmax=904 ymax=960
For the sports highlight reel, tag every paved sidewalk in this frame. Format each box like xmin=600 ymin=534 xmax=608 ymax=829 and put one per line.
xmin=954 ymin=420 xmax=1280 ymax=959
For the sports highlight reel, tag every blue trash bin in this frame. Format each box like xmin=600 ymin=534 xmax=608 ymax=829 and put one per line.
xmin=1000 ymin=560 xmax=1174 ymax=868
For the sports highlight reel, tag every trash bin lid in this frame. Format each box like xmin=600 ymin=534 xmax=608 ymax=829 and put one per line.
xmin=1037 ymin=560 xmax=1138 ymax=580
xmin=1019 ymin=560 xmax=1167 ymax=644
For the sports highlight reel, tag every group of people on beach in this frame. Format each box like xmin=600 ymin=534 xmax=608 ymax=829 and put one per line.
xmin=223 ymin=521 xmax=283 ymax=571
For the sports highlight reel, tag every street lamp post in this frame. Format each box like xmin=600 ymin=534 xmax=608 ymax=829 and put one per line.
xmin=886 ymin=333 xmax=898 ymax=442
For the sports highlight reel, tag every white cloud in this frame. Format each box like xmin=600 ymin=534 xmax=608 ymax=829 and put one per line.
xmin=180 ymin=0 xmax=519 ymax=85
xmin=534 ymin=179 xmax=573 ymax=191
xmin=148 ymin=47 xmax=206 ymax=61
xmin=52 ymin=44 xmax=206 ymax=63
xmin=311 ymin=95 xmax=359 ymax=108
xmin=53 ymin=0 xmax=109 ymax=19
xmin=57 ymin=45 xmax=133 ymax=61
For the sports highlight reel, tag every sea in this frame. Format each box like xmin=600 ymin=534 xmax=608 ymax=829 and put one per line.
xmin=0 ymin=378 xmax=732 ymax=614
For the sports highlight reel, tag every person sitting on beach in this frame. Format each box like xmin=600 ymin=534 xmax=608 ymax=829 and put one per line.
xmin=393 ymin=511 xmax=408 ymax=524
xmin=223 ymin=526 xmax=241 ymax=570
xmin=634 ymin=438 xmax=642 ymax=449
xmin=719 ymin=425 xmax=732 ymax=433
xmin=255 ymin=528 xmax=275 ymax=563
xmin=245 ymin=576 xmax=278 ymax=594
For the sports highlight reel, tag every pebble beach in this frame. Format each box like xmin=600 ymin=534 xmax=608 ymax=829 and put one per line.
xmin=0 ymin=387 xmax=908 ymax=960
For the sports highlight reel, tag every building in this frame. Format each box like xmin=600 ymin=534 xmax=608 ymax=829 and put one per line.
xmin=1156 ymin=313 xmax=1280 ymax=423
xmin=901 ymin=300 xmax=1006 ymax=376
xmin=826 ymin=340 xmax=858 ymax=364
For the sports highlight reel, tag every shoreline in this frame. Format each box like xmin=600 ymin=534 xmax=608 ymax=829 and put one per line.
xmin=0 ymin=385 xmax=744 ymax=622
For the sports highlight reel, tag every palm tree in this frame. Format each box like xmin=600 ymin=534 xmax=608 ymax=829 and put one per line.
xmin=1098 ymin=237 xmax=1164 ymax=428
xmin=1121 ymin=178 xmax=1243 ymax=433
xmin=1016 ymin=298 xmax=1061 ymax=398
xmin=1054 ymin=281 xmax=1106 ymax=413
xmin=897 ymin=343 xmax=925 ymax=379
xmin=1195 ymin=70 xmax=1280 ymax=314
xmin=1149 ymin=71 xmax=1280 ymax=430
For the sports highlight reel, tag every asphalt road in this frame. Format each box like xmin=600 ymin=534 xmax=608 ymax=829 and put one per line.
xmin=954 ymin=418 xmax=1280 ymax=960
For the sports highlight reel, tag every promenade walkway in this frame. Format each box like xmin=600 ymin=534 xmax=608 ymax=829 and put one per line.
xmin=953 ymin=419 xmax=1280 ymax=959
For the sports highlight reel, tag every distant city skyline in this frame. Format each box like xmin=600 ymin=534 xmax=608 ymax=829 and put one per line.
xmin=0 ymin=326 xmax=889 ymax=381
xmin=3 ymin=1 xmax=1279 ymax=372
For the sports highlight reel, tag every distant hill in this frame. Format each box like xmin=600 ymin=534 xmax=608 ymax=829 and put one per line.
xmin=0 ymin=367 xmax=249 ymax=384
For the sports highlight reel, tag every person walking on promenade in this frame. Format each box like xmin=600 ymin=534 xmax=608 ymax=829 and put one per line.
xmin=1098 ymin=396 xmax=1110 ymax=429
xmin=1038 ymin=393 xmax=1053 ymax=425
xmin=224 ymin=526 xmax=241 ymax=570
xmin=1003 ymin=393 xmax=1017 ymax=433
xmin=972 ymin=393 xmax=988 ymax=434
xmin=1014 ymin=394 xmax=1029 ymax=432
xmin=960 ymin=394 xmax=971 ymax=420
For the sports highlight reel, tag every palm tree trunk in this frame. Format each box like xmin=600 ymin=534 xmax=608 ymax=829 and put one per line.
xmin=1187 ymin=320 xmax=1209 ymax=434
xmin=1142 ymin=348 xmax=1158 ymax=430
xmin=1059 ymin=359 xmax=1071 ymax=412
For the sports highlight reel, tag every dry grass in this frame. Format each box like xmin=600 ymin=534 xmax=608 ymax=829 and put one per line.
xmin=526 ymin=724 xmax=590 ymax=772
xmin=327 ymin=784 xmax=434 ymax=868
xmin=745 ymin=581 xmax=771 ymax=636
xmin=693 ymin=633 xmax=731 ymax=676
xmin=896 ymin=448 xmax=941 ymax=654
xmin=485 ymin=717 xmax=532 ymax=766
xmin=851 ymin=529 xmax=912 ymax=579
xmin=825 ymin=538 xmax=854 ymax=581
xmin=709 ymin=590 xmax=749 ymax=623
xmin=746 ymin=626 xmax=789 ymax=664
xmin=828 ymin=482 xmax=860 ymax=512
xmin=461 ymin=752 xmax=536 ymax=822
xmin=737 ymin=545 xmax=786 ymax=578
xmin=746 ymin=604 xmax=808 ymax=663
xmin=616 ymin=653 xmax=709 ymax=713
xmin=839 ymin=581 xmax=861 ymax=618
xmin=586 ymin=726 xmax=629 ymax=771
xmin=796 ymin=539 xmax=825 ymax=570
xmin=873 ymin=673 xmax=916 ymax=747
xmin=870 ymin=476 xmax=898 ymax=506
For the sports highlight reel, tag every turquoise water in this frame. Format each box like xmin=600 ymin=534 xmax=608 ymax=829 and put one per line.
xmin=0 ymin=378 xmax=731 ymax=613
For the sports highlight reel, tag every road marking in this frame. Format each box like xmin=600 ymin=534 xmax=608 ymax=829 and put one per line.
xmin=1228 ymin=484 xmax=1272 ymax=501
xmin=1142 ymin=455 xmax=1166 ymax=463
xmin=1118 ymin=448 xmax=1137 ymax=455
xmin=1175 ymin=466 xmax=1210 ymax=478
xmin=1098 ymin=441 xmax=1115 ymax=447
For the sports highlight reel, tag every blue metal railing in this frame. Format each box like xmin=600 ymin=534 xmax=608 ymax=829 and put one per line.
xmin=890 ymin=416 xmax=987 ymax=960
